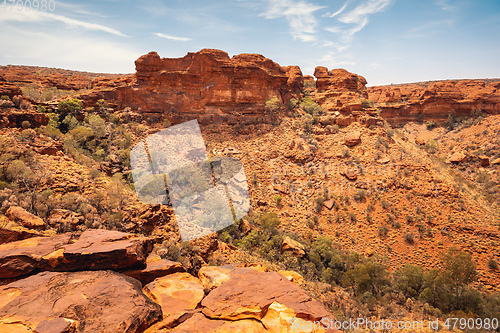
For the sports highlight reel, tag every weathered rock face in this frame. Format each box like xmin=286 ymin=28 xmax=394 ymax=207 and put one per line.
xmin=143 ymin=272 xmax=205 ymax=317
xmin=0 ymin=270 xmax=162 ymax=333
xmin=280 ymin=236 xmax=306 ymax=257
xmin=368 ymin=80 xmax=500 ymax=124
xmin=6 ymin=206 xmax=45 ymax=230
xmin=0 ymin=79 xmax=22 ymax=99
xmin=121 ymin=254 xmax=185 ymax=285
xmin=78 ymin=49 xmax=303 ymax=125
xmin=201 ymin=268 xmax=331 ymax=321
xmin=313 ymin=67 xmax=368 ymax=113
xmin=0 ymin=229 xmax=152 ymax=279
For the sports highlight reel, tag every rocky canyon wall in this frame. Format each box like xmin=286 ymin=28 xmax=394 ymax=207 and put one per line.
xmin=79 ymin=49 xmax=303 ymax=125
xmin=368 ymin=80 xmax=500 ymax=124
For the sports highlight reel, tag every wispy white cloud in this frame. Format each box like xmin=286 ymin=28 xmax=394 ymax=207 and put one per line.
xmin=404 ymin=19 xmax=454 ymax=38
xmin=0 ymin=9 xmax=127 ymax=36
xmin=338 ymin=0 xmax=392 ymax=33
xmin=326 ymin=1 xmax=349 ymax=18
xmin=324 ymin=0 xmax=392 ymax=52
xmin=260 ymin=0 xmax=325 ymax=42
xmin=154 ymin=32 xmax=192 ymax=42
xmin=0 ymin=26 xmax=139 ymax=73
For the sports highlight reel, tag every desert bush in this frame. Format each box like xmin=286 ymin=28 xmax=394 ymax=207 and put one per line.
xmin=353 ymin=190 xmax=366 ymax=202
xmin=300 ymin=97 xmax=322 ymax=116
xmin=69 ymin=126 xmax=94 ymax=146
xmin=361 ymin=99 xmax=373 ymax=108
xmin=378 ymin=225 xmax=388 ymax=237
xmin=62 ymin=115 xmax=79 ymax=131
xmin=426 ymin=120 xmax=437 ymax=129
xmin=393 ymin=264 xmax=425 ymax=300
xmin=342 ymin=260 xmax=389 ymax=296
xmin=86 ymin=115 xmax=106 ymax=138
xmin=404 ymin=232 xmax=415 ymax=244
xmin=314 ymin=197 xmax=325 ymax=213
xmin=58 ymin=98 xmax=83 ymax=114
xmin=265 ymin=96 xmax=280 ymax=112
xmin=488 ymin=259 xmax=499 ymax=270
xmin=424 ymin=139 xmax=439 ymax=154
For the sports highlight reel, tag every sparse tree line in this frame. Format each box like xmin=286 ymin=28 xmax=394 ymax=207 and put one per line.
xmin=217 ymin=212 xmax=500 ymax=325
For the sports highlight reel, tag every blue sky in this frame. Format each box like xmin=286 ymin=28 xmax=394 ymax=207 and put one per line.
xmin=0 ymin=0 xmax=499 ymax=85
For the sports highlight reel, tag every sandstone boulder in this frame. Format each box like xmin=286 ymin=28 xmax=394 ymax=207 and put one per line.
xmin=170 ymin=312 xmax=265 ymax=333
xmin=278 ymin=270 xmax=304 ymax=286
xmin=344 ymin=131 xmax=361 ymax=146
xmin=280 ymin=236 xmax=306 ymax=257
xmin=201 ymin=268 xmax=331 ymax=322
xmin=323 ymin=199 xmax=335 ymax=210
xmin=479 ymin=155 xmax=490 ymax=167
xmin=0 ymin=270 xmax=162 ymax=332
xmin=0 ymin=222 xmax=44 ymax=245
xmin=0 ymin=234 xmax=72 ymax=278
xmin=143 ymin=272 xmax=205 ymax=317
xmin=447 ymin=151 xmax=468 ymax=164
xmin=6 ymin=206 xmax=45 ymax=230
xmin=0 ymin=229 xmax=152 ymax=279
xmin=121 ymin=254 xmax=185 ymax=285
xmin=53 ymin=229 xmax=152 ymax=272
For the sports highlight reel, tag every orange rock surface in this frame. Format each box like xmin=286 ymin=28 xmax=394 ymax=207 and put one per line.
xmin=368 ymin=80 xmax=500 ymax=123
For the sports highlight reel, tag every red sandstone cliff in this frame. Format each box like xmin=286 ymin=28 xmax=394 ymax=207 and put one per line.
xmin=313 ymin=66 xmax=368 ymax=113
xmin=368 ymin=80 xmax=500 ymax=124
xmin=78 ymin=49 xmax=303 ymax=124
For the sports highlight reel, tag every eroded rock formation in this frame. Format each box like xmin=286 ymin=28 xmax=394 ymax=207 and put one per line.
xmin=79 ymin=49 xmax=303 ymax=125
xmin=368 ymin=80 xmax=500 ymax=124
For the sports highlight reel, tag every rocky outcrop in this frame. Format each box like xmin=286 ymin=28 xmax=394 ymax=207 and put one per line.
xmin=6 ymin=206 xmax=45 ymax=230
xmin=0 ymin=79 xmax=22 ymax=99
xmin=0 ymin=225 xmax=337 ymax=332
xmin=121 ymin=254 xmax=185 ymax=285
xmin=280 ymin=236 xmax=306 ymax=257
xmin=201 ymin=268 xmax=330 ymax=321
xmin=143 ymin=272 xmax=205 ymax=317
xmin=0 ymin=229 xmax=152 ymax=278
xmin=0 ymin=270 xmax=162 ymax=333
xmin=368 ymin=80 xmax=500 ymax=124
xmin=78 ymin=49 xmax=303 ymax=125
xmin=313 ymin=67 xmax=368 ymax=112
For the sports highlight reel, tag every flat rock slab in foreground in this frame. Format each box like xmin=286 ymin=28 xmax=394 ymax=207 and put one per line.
xmin=0 ymin=229 xmax=152 ymax=279
xmin=0 ymin=270 xmax=162 ymax=333
xmin=121 ymin=254 xmax=185 ymax=285
xmin=202 ymin=268 xmax=330 ymax=322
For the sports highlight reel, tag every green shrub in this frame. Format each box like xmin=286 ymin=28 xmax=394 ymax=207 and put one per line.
xmin=342 ymin=260 xmax=389 ymax=296
xmin=62 ymin=115 xmax=79 ymax=131
xmin=426 ymin=120 xmax=437 ymax=129
xmin=287 ymin=98 xmax=299 ymax=109
xmin=393 ymin=264 xmax=425 ymax=299
xmin=300 ymin=97 xmax=322 ymax=116
xmin=58 ymin=98 xmax=83 ymax=114
xmin=86 ymin=115 xmax=106 ymax=138
xmin=488 ymin=259 xmax=499 ymax=270
xmin=361 ymin=99 xmax=373 ymax=108
xmin=69 ymin=126 xmax=94 ymax=145
xmin=265 ymin=96 xmax=280 ymax=112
